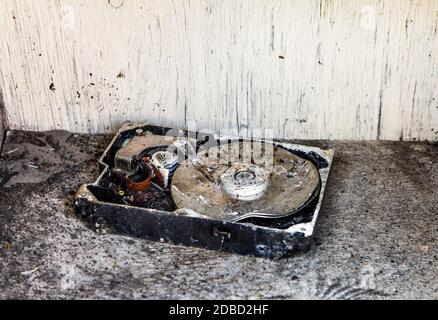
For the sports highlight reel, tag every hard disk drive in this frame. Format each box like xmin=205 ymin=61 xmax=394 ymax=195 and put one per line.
xmin=75 ymin=123 xmax=333 ymax=258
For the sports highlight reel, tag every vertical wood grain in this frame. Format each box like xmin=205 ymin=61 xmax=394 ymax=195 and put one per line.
xmin=0 ymin=0 xmax=437 ymax=140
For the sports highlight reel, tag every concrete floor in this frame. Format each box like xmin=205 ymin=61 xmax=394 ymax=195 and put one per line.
xmin=0 ymin=130 xmax=436 ymax=299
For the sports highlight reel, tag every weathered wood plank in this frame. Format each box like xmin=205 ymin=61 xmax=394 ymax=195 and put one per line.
xmin=0 ymin=90 xmax=4 ymax=149
xmin=0 ymin=0 xmax=437 ymax=140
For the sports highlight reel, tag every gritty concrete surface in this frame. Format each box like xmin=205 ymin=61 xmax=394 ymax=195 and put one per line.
xmin=0 ymin=128 xmax=3 ymax=154
xmin=0 ymin=105 xmax=4 ymax=151
xmin=0 ymin=130 xmax=436 ymax=300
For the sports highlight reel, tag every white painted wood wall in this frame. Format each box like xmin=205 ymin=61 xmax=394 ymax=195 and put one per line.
xmin=0 ymin=0 xmax=437 ymax=140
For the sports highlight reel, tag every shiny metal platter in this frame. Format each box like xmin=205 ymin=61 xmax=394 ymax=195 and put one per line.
xmin=171 ymin=141 xmax=320 ymax=222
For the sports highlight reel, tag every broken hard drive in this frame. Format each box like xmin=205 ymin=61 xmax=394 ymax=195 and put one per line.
xmin=75 ymin=123 xmax=334 ymax=258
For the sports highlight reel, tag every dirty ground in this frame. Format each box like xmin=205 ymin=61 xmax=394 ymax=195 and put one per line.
xmin=0 ymin=130 xmax=436 ymax=299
